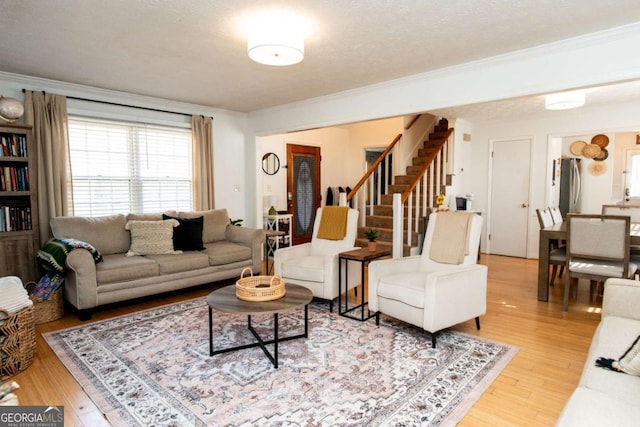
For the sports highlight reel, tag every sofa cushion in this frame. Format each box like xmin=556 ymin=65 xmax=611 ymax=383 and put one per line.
xmin=202 ymin=241 xmax=252 ymax=266
xmin=178 ymin=209 xmax=229 ymax=243
xmin=50 ymin=214 xmax=130 ymax=255
xmin=376 ymin=272 xmax=426 ymax=309
xmin=557 ymin=387 xmax=640 ymax=427
xmin=145 ymin=252 xmax=210 ymax=275
xmin=280 ymin=255 xmax=325 ymax=283
xmin=126 ymin=219 xmax=181 ymax=256
xmin=96 ymin=253 xmax=159 ymax=285
xmin=579 ymin=316 xmax=640 ymax=405
xmin=162 ymin=214 xmax=205 ymax=251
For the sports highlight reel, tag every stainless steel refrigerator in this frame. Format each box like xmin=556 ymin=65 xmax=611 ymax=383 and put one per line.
xmin=559 ymin=158 xmax=581 ymax=219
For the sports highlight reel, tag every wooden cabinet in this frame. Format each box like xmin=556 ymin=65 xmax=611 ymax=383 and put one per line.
xmin=0 ymin=124 xmax=39 ymax=282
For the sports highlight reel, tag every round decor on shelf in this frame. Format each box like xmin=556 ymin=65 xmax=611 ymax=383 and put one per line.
xmin=570 ymin=140 xmax=587 ymax=156
xmin=591 ymin=134 xmax=610 ymax=148
xmin=588 ymin=161 xmax=607 ymax=176
xmin=0 ymin=96 xmax=24 ymax=123
xmin=582 ymin=143 xmax=602 ymax=159
xmin=594 ymin=148 xmax=609 ymax=162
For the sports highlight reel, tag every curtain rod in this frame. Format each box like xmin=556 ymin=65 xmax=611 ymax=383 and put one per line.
xmin=22 ymin=89 xmax=213 ymax=119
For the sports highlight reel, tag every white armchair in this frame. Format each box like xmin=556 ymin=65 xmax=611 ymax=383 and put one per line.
xmin=274 ymin=207 xmax=359 ymax=311
xmin=368 ymin=212 xmax=487 ymax=348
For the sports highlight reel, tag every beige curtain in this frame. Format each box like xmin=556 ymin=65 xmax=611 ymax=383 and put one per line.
xmin=23 ymin=91 xmax=72 ymax=244
xmin=191 ymin=115 xmax=215 ymax=210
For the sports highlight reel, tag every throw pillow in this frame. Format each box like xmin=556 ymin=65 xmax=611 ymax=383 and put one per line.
xmin=596 ymin=335 xmax=640 ymax=376
xmin=125 ymin=219 xmax=182 ymax=256
xmin=162 ymin=214 xmax=205 ymax=251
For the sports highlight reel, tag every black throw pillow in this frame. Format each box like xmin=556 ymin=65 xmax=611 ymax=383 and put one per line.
xmin=162 ymin=214 xmax=205 ymax=251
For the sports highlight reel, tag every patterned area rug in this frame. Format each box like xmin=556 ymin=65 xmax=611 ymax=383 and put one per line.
xmin=44 ymin=298 xmax=517 ymax=426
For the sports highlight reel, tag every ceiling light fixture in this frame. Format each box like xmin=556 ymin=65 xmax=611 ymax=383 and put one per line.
xmin=246 ymin=10 xmax=307 ymax=66
xmin=248 ymin=31 xmax=304 ymax=66
xmin=545 ymin=90 xmax=586 ymax=110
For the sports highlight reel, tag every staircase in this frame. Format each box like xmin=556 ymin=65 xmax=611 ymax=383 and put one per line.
xmin=353 ymin=118 xmax=452 ymax=256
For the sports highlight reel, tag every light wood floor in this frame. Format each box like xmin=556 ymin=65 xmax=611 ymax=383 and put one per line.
xmin=10 ymin=254 xmax=601 ymax=426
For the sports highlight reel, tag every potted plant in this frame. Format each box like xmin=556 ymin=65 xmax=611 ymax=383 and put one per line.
xmin=365 ymin=227 xmax=378 ymax=251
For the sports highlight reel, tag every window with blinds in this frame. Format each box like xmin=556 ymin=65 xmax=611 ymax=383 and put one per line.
xmin=67 ymin=117 xmax=193 ymax=216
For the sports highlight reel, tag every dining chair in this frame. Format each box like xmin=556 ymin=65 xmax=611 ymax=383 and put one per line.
xmin=602 ymin=205 xmax=640 ymax=255
xmin=536 ymin=208 xmax=565 ymax=286
xmin=549 ymin=206 xmax=564 ymax=224
xmin=563 ymin=214 xmax=639 ymax=311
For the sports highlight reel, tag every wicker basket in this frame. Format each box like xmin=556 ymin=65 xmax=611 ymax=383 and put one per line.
xmin=0 ymin=305 xmax=36 ymax=380
xmin=29 ymin=287 xmax=64 ymax=324
xmin=236 ymin=267 xmax=286 ymax=302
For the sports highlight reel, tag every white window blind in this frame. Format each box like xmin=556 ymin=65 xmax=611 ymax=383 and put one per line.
xmin=68 ymin=117 xmax=193 ymax=216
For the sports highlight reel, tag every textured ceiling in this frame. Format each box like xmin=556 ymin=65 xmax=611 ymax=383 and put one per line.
xmin=1 ymin=0 xmax=640 ymax=118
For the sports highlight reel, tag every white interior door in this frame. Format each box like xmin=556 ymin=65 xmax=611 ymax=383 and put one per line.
xmin=489 ymin=138 xmax=531 ymax=257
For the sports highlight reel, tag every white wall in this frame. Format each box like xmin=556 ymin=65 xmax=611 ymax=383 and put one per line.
xmin=254 ymin=118 xmax=402 ymax=225
xmin=471 ymin=100 xmax=640 ymax=258
xmin=449 ymin=118 xmax=474 ymax=210
xmin=0 ymin=72 xmax=249 ymax=223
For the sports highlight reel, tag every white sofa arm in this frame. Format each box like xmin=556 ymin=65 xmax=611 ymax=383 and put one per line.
xmin=602 ymin=278 xmax=640 ymax=321
xmin=368 ymin=256 xmax=422 ymax=312
xmin=422 ymin=264 xmax=488 ymax=332
xmin=65 ymin=248 xmax=99 ymax=311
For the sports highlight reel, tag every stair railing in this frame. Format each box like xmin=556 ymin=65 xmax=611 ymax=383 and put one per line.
xmin=392 ymin=128 xmax=454 ymax=258
xmin=346 ymin=133 xmax=402 ymax=226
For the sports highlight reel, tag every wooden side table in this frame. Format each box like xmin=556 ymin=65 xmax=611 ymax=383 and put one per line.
xmin=338 ymin=247 xmax=391 ymax=321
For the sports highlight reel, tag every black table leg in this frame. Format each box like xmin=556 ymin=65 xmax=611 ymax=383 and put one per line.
xmin=208 ymin=306 xmax=213 ymax=356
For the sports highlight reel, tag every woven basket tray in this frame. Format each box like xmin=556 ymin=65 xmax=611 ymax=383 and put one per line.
xmin=29 ymin=287 xmax=64 ymax=325
xmin=236 ymin=267 xmax=286 ymax=302
xmin=0 ymin=305 xmax=36 ymax=381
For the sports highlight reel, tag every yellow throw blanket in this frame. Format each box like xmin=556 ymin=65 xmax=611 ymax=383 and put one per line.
xmin=429 ymin=212 xmax=475 ymax=264
xmin=316 ymin=206 xmax=349 ymax=240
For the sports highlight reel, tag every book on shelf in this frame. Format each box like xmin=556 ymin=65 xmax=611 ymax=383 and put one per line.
xmin=0 ymin=166 xmax=30 ymax=191
xmin=0 ymin=133 xmax=28 ymax=157
xmin=0 ymin=205 xmax=32 ymax=232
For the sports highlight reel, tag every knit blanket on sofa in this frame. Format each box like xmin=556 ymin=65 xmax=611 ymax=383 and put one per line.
xmin=34 ymin=237 xmax=103 ymax=300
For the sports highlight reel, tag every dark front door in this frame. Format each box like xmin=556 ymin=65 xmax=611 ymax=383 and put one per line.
xmin=286 ymin=144 xmax=321 ymax=245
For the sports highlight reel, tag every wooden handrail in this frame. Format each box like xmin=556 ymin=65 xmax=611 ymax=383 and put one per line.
xmin=400 ymin=128 xmax=453 ymax=202
xmin=404 ymin=114 xmax=421 ymax=130
xmin=346 ymin=133 xmax=402 ymax=202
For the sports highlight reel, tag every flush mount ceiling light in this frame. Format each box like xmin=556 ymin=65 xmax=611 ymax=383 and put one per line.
xmin=248 ymin=31 xmax=304 ymax=66
xmin=545 ymin=90 xmax=586 ymax=110
xmin=246 ymin=10 xmax=307 ymax=66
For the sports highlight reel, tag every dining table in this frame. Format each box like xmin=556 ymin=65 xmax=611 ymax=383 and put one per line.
xmin=538 ymin=222 xmax=640 ymax=301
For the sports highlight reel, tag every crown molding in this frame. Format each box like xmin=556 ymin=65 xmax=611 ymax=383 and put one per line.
xmin=0 ymin=70 xmax=244 ymax=119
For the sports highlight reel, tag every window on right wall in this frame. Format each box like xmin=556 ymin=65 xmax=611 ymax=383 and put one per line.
xmin=625 ymin=148 xmax=640 ymax=203
xmin=67 ymin=117 xmax=193 ymax=217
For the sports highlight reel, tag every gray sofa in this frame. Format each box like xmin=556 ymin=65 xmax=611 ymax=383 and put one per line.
xmin=49 ymin=209 xmax=265 ymax=319
xmin=556 ymin=278 xmax=640 ymax=426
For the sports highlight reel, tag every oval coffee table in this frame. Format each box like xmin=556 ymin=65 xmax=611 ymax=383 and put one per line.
xmin=206 ymin=282 xmax=313 ymax=368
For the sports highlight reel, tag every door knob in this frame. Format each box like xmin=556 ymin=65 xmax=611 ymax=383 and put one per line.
xmin=521 ymin=203 xmax=529 ymax=208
